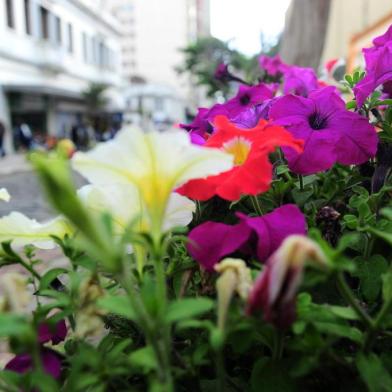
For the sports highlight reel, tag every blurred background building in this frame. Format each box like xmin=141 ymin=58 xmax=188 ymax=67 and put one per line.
xmin=322 ymin=0 xmax=392 ymax=70
xmin=108 ymin=0 xmax=210 ymax=130
xmin=0 ymin=0 xmax=124 ymax=151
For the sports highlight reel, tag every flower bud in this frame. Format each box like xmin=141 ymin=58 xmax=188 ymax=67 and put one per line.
xmin=215 ymin=258 xmax=252 ymax=330
xmin=247 ymin=235 xmax=328 ymax=329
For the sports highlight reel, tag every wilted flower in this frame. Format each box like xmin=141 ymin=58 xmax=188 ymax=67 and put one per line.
xmin=6 ymin=320 xmax=67 ymax=379
xmin=72 ymin=127 xmax=233 ymax=242
xmin=187 ymin=204 xmax=307 ymax=270
xmin=354 ymin=25 xmax=392 ymax=107
xmin=214 ymin=63 xmax=231 ymax=81
xmin=215 ymin=258 xmax=253 ymax=330
xmin=246 ymin=235 xmax=328 ymax=329
xmin=270 ymin=86 xmax=378 ymax=174
xmin=178 ymin=116 xmax=303 ymax=201
xmin=0 ymin=272 xmax=32 ymax=314
xmin=75 ymin=275 xmax=107 ymax=338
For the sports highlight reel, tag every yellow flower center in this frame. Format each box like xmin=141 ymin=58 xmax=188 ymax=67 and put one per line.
xmin=223 ymin=137 xmax=252 ymax=165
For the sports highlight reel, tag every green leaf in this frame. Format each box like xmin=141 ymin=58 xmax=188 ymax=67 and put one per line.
xmin=0 ymin=314 xmax=32 ymax=338
xmin=39 ymin=268 xmax=68 ymax=291
xmin=382 ymin=269 xmax=392 ymax=303
xmin=367 ymin=227 xmax=392 ymax=247
xmin=128 ymin=346 xmax=157 ymax=372
xmin=352 ymin=255 xmax=388 ymax=302
xmin=343 ymin=214 xmax=358 ymax=229
xmin=292 ymin=188 xmax=313 ymax=207
xmin=357 ymin=354 xmax=392 ymax=392
xmin=97 ymin=296 xmax=137 ymax=321
xmin=346 ymin=100 xmax=357 ymax=110
xmin=312 ymin=321 xmax=362 ymax=343
xmin=166 ymin=297 xmax=214 ymax=323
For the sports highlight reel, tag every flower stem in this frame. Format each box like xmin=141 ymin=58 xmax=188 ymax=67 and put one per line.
xmin=251 ymin=195 xmax=263 ymax=216
xmin=299 ymin=175 xmax=304 ymax=191
xmin=364 ymin=295 xmax=392 ymax=352
xmin=151 ymin=244 xmax=173 ymax=390
xmin=336 ymin=272 xmax=374 ymax=328
xmin=272 ymin=329 xmax=284 ymax=361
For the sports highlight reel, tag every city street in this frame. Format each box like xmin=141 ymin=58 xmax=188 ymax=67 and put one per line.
xmin=0 ymin=155 xmax=86 ymax=221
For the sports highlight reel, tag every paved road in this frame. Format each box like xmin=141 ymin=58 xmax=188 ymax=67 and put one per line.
xmin=0 ymin=170 xmax=86 ymax=221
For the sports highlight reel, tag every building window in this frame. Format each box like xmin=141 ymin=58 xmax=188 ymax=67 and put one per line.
xmin=6 ymin=0 xmax=14 ymax=29
xmin=24 ymin=0 xmax=31 ymax=34
xmin=40 ymin=6 xmax=49 ymax=39
xmin=55 ymin=16 xmax=61 ymax=44
xmin=82 ymin=32 xmax=88 ymax=62
xmin=67 ymin=23 xmax=73 ymax=53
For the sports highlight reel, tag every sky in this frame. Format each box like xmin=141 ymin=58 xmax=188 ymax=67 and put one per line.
xmin=210 ymin=0 xmax=292 ymax=56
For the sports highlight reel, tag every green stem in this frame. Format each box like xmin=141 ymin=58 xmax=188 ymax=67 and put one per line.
xmin=364 ymin=234 xmax=375 ymax=260
xmin=151 ymin=244 xmax=173 ymax=390
xmin=299 ymin=175 xmax=304 ymax=191
xmin=251 ymin=196 xmax=263 ymax=216
xmin=364 ymin=295 xmax=392 ymax=352
xmin=336 ymin=272 xmax=374 ymax=328
xmin=18 ymin=257 xmax=41 ymax=280
xmin=272 ymin=330 xmax=284 ymax=361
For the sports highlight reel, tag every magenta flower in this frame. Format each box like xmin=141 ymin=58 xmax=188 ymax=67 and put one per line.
xmin=282 ymin=65 xmax=319 ymax=97
xmin=232 ymin=99 xmax=277 ymax=128
xmin=187 ymin=204 xmax=307 ymax=271
xmin=223 ymin=83 xmax=274 ymax=117
xmin=259 ymin=54 xmax=288 ymax=77
xmin=270 ymin=86 xmax=378 ymax=175
xmin=6 ymin=320 xmax=67 ymax=379
xmin=354 ymin=25 xmax=392 ymax=107
xmin=180 ymin=104 xmax=229 ymax=140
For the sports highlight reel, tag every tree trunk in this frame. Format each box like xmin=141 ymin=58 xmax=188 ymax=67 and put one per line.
xmin=280 ymin=0 xmax=332 ymax=70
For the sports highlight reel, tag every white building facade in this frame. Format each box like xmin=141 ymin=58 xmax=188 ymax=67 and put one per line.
xmin=0 ymin=0 xmax=123 ymax=150
xmin=109 ymin=0 xmax=210 ymax=129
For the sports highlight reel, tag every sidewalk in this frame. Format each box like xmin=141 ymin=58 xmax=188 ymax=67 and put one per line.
xmin=0 ymin=154 xmax=31 ymax=176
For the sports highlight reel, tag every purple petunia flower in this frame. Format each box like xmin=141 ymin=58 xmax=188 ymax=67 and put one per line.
xmin=259 ymin=54 xmax=288 ymax=77
xmin=282 ymin=65 xmax=319 ymax=97
xmin=223 ymin=83 xmax=274 ymax=117
xmin=232 ymin=99 xmax=277 ymax=128
xmin=187 ymin=204 xmax=307 ymax=271
xmin=5 ymin=349 xmax=62 ymax=379
xmin=270 ymin=86 xmax=378 ymax=175
xmin=5 ymin=320 xmax=67 ymax=379
xmin=354 ymin=25 xmax=392 ymax=107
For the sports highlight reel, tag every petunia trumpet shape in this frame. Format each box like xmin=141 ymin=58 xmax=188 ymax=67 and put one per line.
xmin=270 ymin=86 xmax=378 ymax=175
xmin=0 ymin=212 xmax=72 ymax=249
xmin=78 ymin=183 xmax=195 ymax=235
xmin=187 ymin=204 xmax=307 ymax=270
xmin=72 ymin=127 xmax=233 ymax=242
xmin=178 ymin=116 xmax=303 ymax=201
xmin=354 ymin=25 xmax=392 ymax=107
xmin=246 ymin=235 xmax=328 ymax=329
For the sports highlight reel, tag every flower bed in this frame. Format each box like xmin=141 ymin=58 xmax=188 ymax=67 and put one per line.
xmin=1 ymin=26 xmax=392 ymax=392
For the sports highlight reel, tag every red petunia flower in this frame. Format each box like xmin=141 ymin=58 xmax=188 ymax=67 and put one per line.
xmin=177 ymin=116 xmax=304 ymax=201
